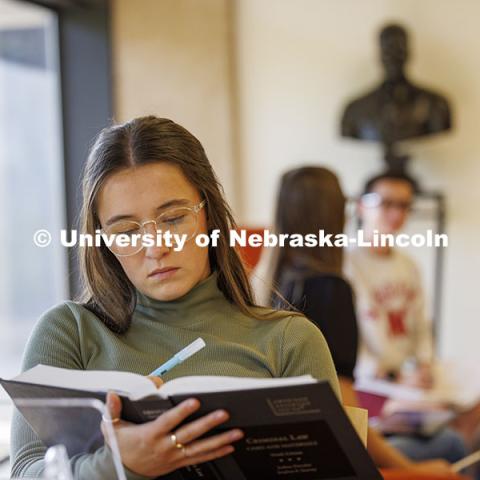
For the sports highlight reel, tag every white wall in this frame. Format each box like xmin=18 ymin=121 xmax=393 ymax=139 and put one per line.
xmin=234 ymin=0 xmax=480 ymax=360
xmin=112 ymin=0 xmax=239 ymax=210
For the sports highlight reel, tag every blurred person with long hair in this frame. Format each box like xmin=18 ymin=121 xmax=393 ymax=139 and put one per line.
xmin=252 ymin=166 xmax=465 ymax=473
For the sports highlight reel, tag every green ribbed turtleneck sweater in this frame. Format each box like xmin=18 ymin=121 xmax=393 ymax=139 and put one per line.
xmin=10 ymin=271 xmax=339 ymax=479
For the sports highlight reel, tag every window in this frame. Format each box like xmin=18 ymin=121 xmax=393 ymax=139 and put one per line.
xmin=0 ymin=0 xmax=67 ymax=379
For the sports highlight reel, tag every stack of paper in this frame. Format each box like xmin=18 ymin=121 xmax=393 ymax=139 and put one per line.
xmin=355 ymin=359 xmax=480 ymax=412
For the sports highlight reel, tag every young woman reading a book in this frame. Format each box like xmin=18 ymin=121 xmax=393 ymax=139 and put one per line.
xmin=10 ymin=117 xmax=340 ymax=479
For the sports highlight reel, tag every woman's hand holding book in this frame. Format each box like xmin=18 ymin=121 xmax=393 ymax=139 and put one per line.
xmin=101 ymin=391 xmax=244 ymax=478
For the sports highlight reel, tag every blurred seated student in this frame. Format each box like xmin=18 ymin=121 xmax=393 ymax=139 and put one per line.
xmin=344 ymin=172 xmax=434 ymax=387
xmin=252 ymin=166 xmax=465 ymax=472
xmin=10 ymin=117 xmax=341 ymax=480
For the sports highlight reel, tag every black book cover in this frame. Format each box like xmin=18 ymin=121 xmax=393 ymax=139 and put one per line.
xmin=1 ymin=378 xmax=381 ymax=480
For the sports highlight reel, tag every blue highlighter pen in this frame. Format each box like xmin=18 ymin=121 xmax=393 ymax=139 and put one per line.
xmin=150 ymin=337 xmax=206 ymax=377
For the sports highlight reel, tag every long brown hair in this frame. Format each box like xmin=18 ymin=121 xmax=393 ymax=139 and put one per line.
xmin=77 ymin=116 xmax=268 ymax=333
xmin=271 ymin=166 xmax=346 ymax=294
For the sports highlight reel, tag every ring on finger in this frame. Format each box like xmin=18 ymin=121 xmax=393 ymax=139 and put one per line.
xmin=181 ymin=446 xmax=190 ymax=458
xmin=170 ymin=433 xmax=185 ymax=450
xmin=102 ymin=414 xmax=120 ymax=424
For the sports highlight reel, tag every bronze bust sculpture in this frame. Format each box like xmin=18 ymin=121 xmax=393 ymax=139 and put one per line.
xmin=340 ymin=24 xmax=452 ymax=173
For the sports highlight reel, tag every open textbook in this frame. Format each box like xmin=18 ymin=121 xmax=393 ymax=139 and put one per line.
xmin=1 ymin=364 xmax=380 ymax=480
xmin=8 ymin=364 xmax=320 ymax=401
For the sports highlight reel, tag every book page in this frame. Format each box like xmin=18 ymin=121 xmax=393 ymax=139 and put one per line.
xmin=12 ymin=366 xmax=317 ymax=401
xmin=158 ymin=374 xmax=316 ymax=398
xmin=344 ymin=406 xmax=368 ymax=446
xmin=13 ymin=364 xmax=157 ymax=399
